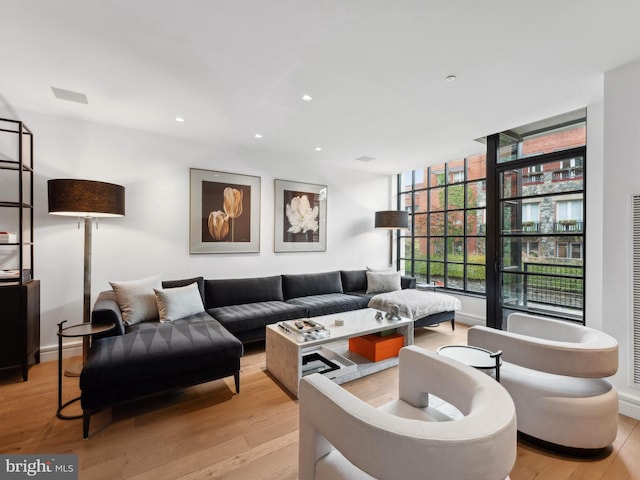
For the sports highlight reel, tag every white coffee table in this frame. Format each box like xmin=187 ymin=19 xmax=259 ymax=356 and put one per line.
xmin=266 ymin=308 xmax=414 ymax=397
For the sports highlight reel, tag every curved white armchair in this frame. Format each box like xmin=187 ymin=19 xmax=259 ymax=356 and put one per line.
xmin=298 ymin=346 xmax=516 ymax=480
xmin=468 ymin=313 xmax=619 ymax=451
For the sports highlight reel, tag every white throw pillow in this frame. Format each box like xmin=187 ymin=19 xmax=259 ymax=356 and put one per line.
xmin=109 ymin=275 xmax=162 ymax=326
xmin=366 ymin=270 xmax=401 ymax=294
xmin=366 ymin=266 xmax=395 ymax=273
xmin=154 ymin=282 xmax=205 ymax=322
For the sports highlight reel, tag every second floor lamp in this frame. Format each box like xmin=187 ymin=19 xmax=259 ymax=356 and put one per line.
xmin=375 ymin=210 xmax=409 ymax=266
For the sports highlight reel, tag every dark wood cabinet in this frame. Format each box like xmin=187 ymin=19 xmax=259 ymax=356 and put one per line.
xmin=0 ymin=280 xmax=40 ymax=380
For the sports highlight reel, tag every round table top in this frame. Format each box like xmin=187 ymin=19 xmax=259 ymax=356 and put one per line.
xmin=437 ymin=344 xmax=501 ymax=370
xmin=58 ymin=322 xmax=115 ymax=338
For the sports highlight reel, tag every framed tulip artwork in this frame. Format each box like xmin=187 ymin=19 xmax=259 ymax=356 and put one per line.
xmin=189 ymin=168 xmax=261 ymax=253
xmin=274 ymin=179 xmax=327 ymax=252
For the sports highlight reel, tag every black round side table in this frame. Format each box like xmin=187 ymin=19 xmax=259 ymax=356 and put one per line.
xmin=57 ymin=320 xmax=115 ymax=420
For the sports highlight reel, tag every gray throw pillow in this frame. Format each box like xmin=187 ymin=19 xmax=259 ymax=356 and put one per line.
xmin=366 ymin=271 xmax=401 ymax=294
xmin=154 ymin=282 xmax=205 ymax=322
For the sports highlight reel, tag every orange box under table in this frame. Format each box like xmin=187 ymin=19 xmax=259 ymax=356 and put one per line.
xmin=348 ymin=333 xmax=404 ymax=362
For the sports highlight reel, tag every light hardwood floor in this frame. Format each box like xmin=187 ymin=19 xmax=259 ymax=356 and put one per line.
xmin=1 ymin=323 xmax=638 ymax=479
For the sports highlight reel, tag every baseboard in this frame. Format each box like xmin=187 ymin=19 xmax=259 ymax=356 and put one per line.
xmin=618 ymin=391 xmax=640 ymax=420
xmin=455 ymin=312 xmax=485 ymax=326
xmin=39 ymin=341 xmax=82 ymax=363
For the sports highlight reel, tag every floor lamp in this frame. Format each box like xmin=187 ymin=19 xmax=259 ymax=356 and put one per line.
xmin=48 ymin=179 xmax=125 ymax=376
xmin=375 ymin=210 xmax=409 ymax=266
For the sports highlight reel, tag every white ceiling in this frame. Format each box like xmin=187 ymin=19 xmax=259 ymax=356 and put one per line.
xmin=2 ymin=1 xmax=640 ymax=174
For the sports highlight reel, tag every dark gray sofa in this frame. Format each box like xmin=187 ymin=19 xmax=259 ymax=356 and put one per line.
xmin=203 ymin=270 xmax=415 ymax=343
xmin=81 ymin=269 xmax=416 ymax=438
xmin=82 ymin=277 xmax=243 ymax=439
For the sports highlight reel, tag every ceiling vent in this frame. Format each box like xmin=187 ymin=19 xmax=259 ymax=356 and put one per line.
xmin=51 ymin=87 xmax=88 ymax=105
xmin=355 ymin=156 xmax=376 ymax=162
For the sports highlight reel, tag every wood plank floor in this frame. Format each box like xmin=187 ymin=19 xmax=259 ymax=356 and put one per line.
xmin=1 ymin=323 xmax=638 ymax=479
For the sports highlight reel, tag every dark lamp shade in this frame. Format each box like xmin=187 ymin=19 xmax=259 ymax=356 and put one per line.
xmin=375 ymin=210 xmax=409 ymax=230
xmin=48 ymin=179 xmax=125 ymax=217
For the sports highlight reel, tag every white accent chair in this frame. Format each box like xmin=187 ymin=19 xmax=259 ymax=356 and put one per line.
xmin=298 ymin=346 xmax=517 ymax=480
xmin=468 ymin=313 xmax=619 ymax=451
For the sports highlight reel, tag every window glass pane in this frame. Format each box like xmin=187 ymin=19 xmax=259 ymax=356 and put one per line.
xmin=447 ymin=159 xmax=465 ymax=184
xmin=413 ymin=190 xmax=427 ymax=213
xmin=400 ymin=171 xmax=413 ymax=192
xmin=429 ymin=164 xmax=446 ymax=187
xmin=501 ymin=170 xmax=519 ymax=199
xmin=466 ymin=154 xmax=486 ymax=181
xmin=430 ymin=213 xmax=445 ymax=236
xmin=447 ymin=211 xmax=464 ymax=235
xmin=414 ymin=213 xmax=427 ymax=236
xmin=430 ymin=261 xmax=444 ymax=285
xmin=415 ymin=168 xmax=427 ymax=189
xmin=446 ymin=263 xmax=463 ymax=289
xmin=521 ymin=124 xmax=586 ymax=159
xmin=498 ymin=135 xmax=519 ymax=163
xmin=430 ymin=187 xmax=444 ymax=211
xmin=430 ymin=238 xmax=444 ymax=260
xmin=412 ymin=261 xmax=427 ymax=283
xmin=447 ymin=238 xmax=464 ymax=259
xmin=446 ymin=184 xmax=465 ymax=209
xmin=467 ymin=181 xmax=486 ymax=208
xmin=467 ymin=237 xmax=486 ymax=258
xmin=467 ymin=209 xmax=486 ymax=236
xmin=467 ymin=266 xmax=485 ymax=293
xmin=403 ymin=238 xmax=414 ymax=257
xmin=399 ymin=193 xmax=413 ymax=214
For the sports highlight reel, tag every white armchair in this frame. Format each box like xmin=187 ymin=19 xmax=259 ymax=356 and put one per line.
xmin=468 ymin=313 xmax=619 ymax=451
xmin=298 ymin=346 xmax=517 ymax=480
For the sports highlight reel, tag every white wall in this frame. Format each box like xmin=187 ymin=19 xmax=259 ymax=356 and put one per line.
xmin=15 ymin=110 xmax=392 ymax=356
xmin=603 ymin=58 xmax=640 ymax=420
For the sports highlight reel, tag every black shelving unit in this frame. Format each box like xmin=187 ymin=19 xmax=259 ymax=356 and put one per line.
xmin=0 ymin=118 xmax=40 ymax=380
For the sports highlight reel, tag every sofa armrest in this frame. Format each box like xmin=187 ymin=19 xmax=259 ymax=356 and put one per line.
xmin=401 ymin=275 xmax=416 ymax=289
xmin=92 ymin=290 xmax=125 ymax=337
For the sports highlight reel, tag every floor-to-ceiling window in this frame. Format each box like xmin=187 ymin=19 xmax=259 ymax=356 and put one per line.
xmin=486 ymin=109 xmax=587 ymax=327
xmin=399 ymin=154 xmax=487 ymax=294
xmin=398 ymin=108 xmax=586 ymax=327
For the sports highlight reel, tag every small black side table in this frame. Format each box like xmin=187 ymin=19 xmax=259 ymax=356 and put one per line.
xmin=436 ymin=344 xmax=503 ymax=382
xmin=57 ymin=320 xmax=115 ymax=420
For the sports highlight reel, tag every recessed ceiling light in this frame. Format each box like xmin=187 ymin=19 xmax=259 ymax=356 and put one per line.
xmin=315 ymin=147 xmax=322 ymax=151
xmin=445 ymin=75 xmax=457 ymax=82
xmin=176 ymin=117 xmax=185 ymax=122
xmin=254 ymin=133 xmax=263 ymax=139
xmin=302 ymin=94 xmax=313 ymax=102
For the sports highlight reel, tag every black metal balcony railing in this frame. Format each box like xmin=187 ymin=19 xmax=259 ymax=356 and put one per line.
xmin=554 ymin=221 xmax=583 ymax=233
xmin=523 ymin=173 xmax=543 ymax=184
xmin=522 ymin=262 xmax=584 ymax=310
xmin=522 ymin=222 xmax=540 ymax=233
xmin=552 ymin=168 xmax=583 ymax=181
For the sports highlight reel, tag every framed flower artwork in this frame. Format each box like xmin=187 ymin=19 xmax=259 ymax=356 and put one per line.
xmin=189 ymin=168 xmax=261 ymax=253
xmin=274 ymin=179 xmax=327 ymax=252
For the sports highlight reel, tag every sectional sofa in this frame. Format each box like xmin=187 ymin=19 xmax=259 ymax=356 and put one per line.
xmin=80 ymin=270 xmax=416 ymax=438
